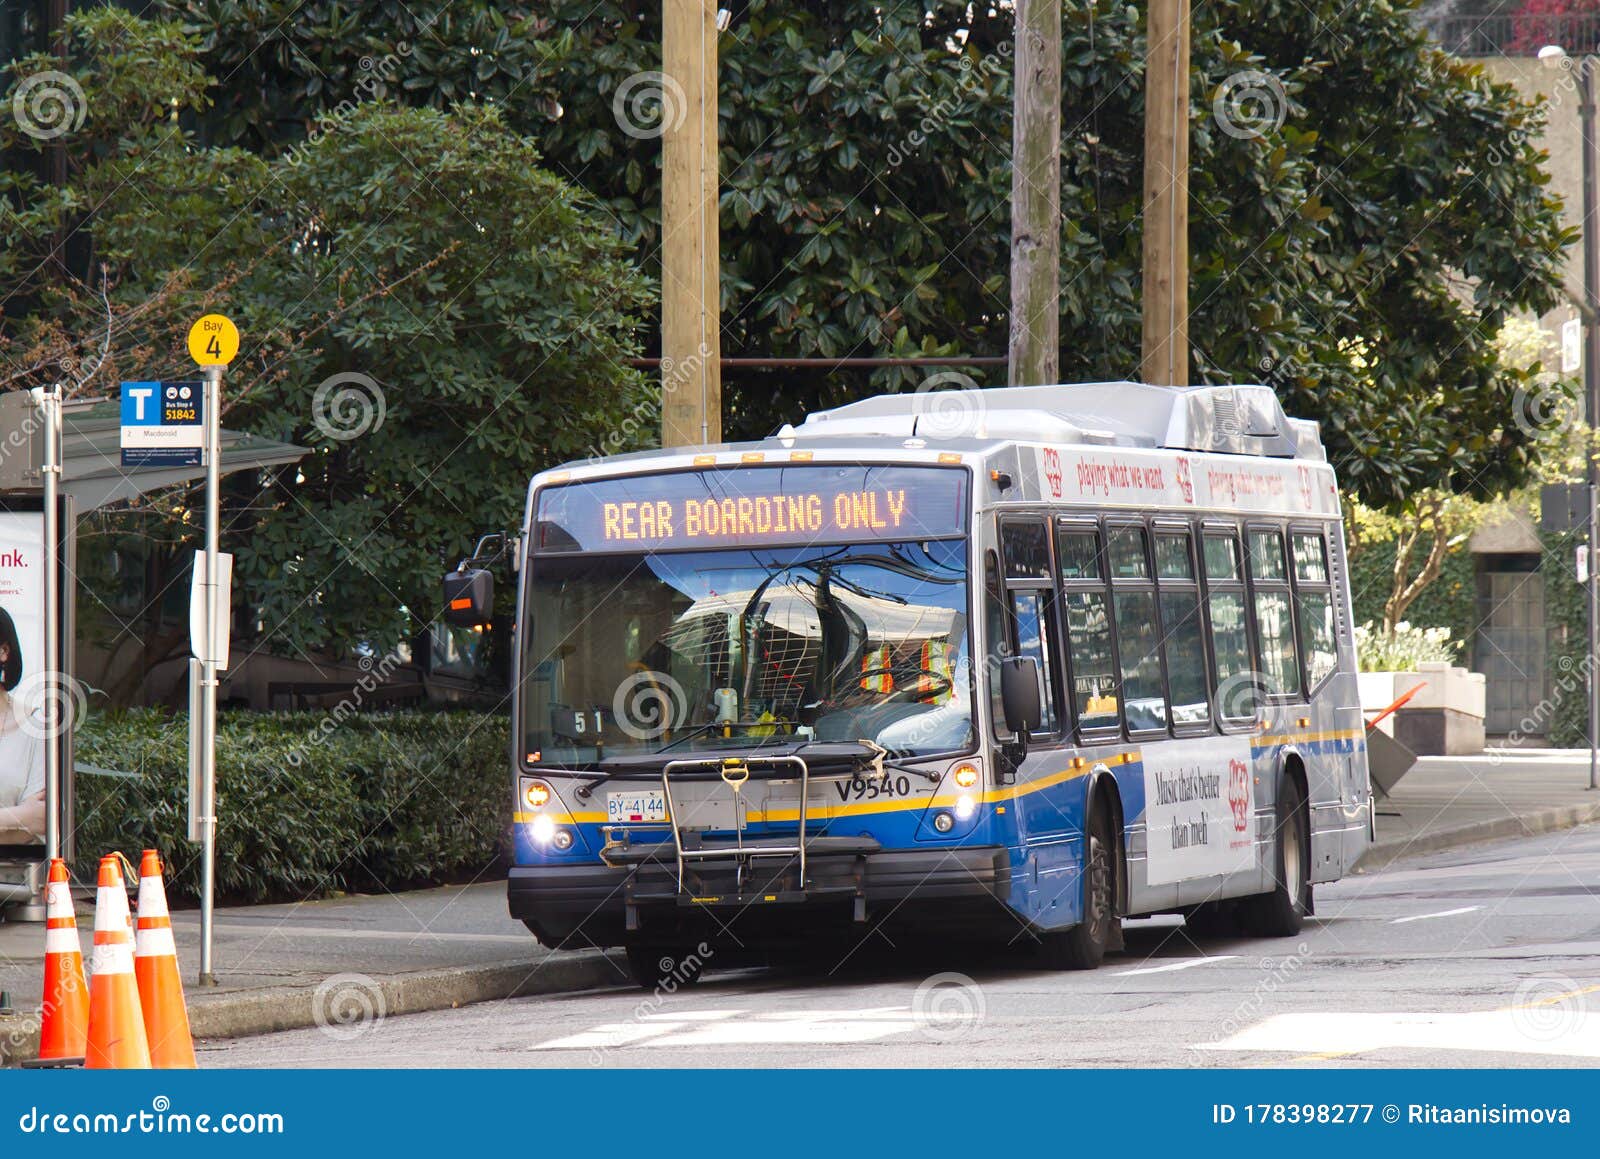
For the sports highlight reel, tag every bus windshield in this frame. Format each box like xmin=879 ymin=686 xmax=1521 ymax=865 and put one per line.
xmin=519 ymin=538 xmax=973 ymax=766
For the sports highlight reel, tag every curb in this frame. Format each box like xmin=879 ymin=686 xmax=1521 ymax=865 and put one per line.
xmin=0 ymin=949 xmax=629 ymax=1067
xmin=1355 ymin=800 xmax=1600 ymax=873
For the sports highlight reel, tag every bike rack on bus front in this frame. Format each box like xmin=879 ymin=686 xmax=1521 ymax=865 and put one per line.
xmin=661 ymin=755 xmax=810 ymax=896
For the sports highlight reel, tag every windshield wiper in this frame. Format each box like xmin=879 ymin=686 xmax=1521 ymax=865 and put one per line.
xmin=655 ymin=720 xmax=806 ymax=754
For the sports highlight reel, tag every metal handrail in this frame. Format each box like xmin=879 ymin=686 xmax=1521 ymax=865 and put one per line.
xmin=661 ymin=755 xmax=811 ymax=895
xmin=1419 ymin=12 xmax=1600 ymax=58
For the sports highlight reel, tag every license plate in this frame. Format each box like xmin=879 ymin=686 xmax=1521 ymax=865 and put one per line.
xmin=607 ymin=790 xmax=668 ymax=823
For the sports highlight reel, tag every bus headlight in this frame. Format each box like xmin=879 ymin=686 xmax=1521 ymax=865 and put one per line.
xmin=522 ymin=779 xmax=552 ymax=809
xmin=954 ymin=794 xmax=978 ymax=820
xmin=932 ymin=811 xmax=955 ymax=834
xmin=552 ymin=829 xmax=574 ymax=851
xmin=531 ymin=814 xmax=556 ymax=843
xmin=952 ymin=764 xmax=980 ymax=789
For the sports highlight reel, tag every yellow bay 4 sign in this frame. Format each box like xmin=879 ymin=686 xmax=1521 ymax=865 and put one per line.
xmin=187 ymin=314 xmax=239 ymax=367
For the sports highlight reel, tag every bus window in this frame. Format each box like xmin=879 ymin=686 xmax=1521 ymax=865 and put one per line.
xmin=1209 ymin=591 xmax=1255 ymax=719
xmin=1155 ymin=533 xmax=1194 ymax=580
xmin=1203 ymin=535 xmax=1240 ymax=580
xmin=1253 ymin=590 xmax=1303 ymax=697
xmin=1002 ymin=519 xmax=1051 ymax=579
xmin=1292 ymin=533 xmax=1329 ymax=583
xmin=1106 ymin=525 xmax=1150 ymax=580
xmin=1114 ymin=591 xmax=1165 ymax=731
xmin=1298 ymin=591 xmax=1337 ymax=687
xmin=1249 ymin=529 xmax=1288 ymax=581
xmin=1160 ymin=590 xmax=1211 ymax=726
xmin=1064 ymin=591 xmax=1118 ymax=731
xmin=1057 ymin=529 xmax=1100 ymax=580
xmin=985 ymin=551 xmax=1011 ymax=736
xmin=1293 ymin=532 xmax=1336 ymax=687
xmin=1009 ymin=590 xmax=1059 ymax=734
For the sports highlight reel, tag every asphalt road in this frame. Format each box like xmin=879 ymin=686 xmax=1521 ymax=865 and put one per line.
xmin=204 ymin=824 xmax=1600 ymax=1068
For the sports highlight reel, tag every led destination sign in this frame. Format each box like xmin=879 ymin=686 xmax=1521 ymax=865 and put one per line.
xmin=536 ymin=465 xmax=968 ymax=553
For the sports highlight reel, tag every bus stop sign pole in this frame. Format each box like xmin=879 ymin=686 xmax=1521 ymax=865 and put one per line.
xmin=198 ymin=362 xmax=221 ymax=986
xmin=186 ymin=314 xmax=238 ymax=986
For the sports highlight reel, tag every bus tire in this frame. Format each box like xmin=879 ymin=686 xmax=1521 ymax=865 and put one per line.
xmin=1241 ymin=776 xmax=1309 ymax=937
xmin=1040 ymin=809 xmax=1117 ymax=970
xmin=624 ymin=944 xmax=707 ymax=991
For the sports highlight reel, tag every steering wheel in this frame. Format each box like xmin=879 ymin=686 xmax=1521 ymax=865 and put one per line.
xmin=855 ymin=665 xmax=953 ymax=704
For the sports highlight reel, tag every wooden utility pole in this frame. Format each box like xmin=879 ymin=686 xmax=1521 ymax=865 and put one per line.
xmin=1141 ymin=0 xmax=1190 ymax=387
xmin=1008 ymin=0 xmax=1063 ymax=387
xmin=661 ymin=0 xmax=722 ymax=447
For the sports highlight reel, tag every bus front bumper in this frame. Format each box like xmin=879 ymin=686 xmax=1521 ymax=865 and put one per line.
xmin=508 ymin=844 xmax=1011 ymax=949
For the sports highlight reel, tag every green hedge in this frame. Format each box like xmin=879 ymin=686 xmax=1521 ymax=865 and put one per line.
xmin=72 ymin=710 xmax=510 ymax=904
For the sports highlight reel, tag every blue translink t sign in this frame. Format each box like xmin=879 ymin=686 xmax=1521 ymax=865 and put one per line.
xmin=120 ymin=380 xmax=204 ymax=467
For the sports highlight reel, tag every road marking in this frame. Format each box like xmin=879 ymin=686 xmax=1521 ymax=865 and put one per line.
xmin=1389 ymin=906 xmax=1481 ymax=924
xmin=1200 ymin=1007 xmax=1600 ymax=1061
xmin=1114 ymin=955 xmax=1237 ymax=976
xmin=531 ymin=1006 xmax=963 ymax=1050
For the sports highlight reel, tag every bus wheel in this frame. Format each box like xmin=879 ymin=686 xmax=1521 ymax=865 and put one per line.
xmin=624 ymin=944 xmax=707 ymax=991
xmin=1040 ymin=810 xmax=1117 ymax=970
xmin=1241 ymin=778 xmax=1309 ymax=937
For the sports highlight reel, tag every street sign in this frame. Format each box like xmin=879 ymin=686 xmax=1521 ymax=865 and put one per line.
xmin=187 ymin=314 xmax=239 ymax=366
xmin=121 ymin=381 xmax=203 ymax=467
xmin=1540 ymin=482 xmax=1592 ymax=534
xmin=1563 ymin=317 xmax=1583 ymax=374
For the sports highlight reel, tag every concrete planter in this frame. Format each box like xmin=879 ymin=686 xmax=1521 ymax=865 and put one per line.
xmin=1359 ymin=663 xmax=1486 ymax=756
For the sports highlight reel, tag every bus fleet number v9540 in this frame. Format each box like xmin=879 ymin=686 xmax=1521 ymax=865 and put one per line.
xmin=834 ymin=774 xmax=915 ymax=803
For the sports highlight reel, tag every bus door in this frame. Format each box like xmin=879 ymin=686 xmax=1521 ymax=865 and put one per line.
xmin=988 ymin=517 xmax=1075 ymax=923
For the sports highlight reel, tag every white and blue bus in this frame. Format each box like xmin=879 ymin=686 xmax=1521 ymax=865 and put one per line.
xmin=446 ymin=382 xmax=1372 ymax=985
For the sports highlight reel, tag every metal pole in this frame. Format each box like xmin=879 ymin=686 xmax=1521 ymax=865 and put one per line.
xmin=1581 ymin=59 xmax=1600 ymax=792
xmin=39 ymin=383 xmax=62 ymax=864
xmin=199 ymin=365 xmax=222 ymax=982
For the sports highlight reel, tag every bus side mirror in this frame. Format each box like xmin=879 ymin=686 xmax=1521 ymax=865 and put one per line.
xmin=1000 ymin=656 xmax=1042 ymax=735
xmin=443 ymin=567 xmax=494 ymax=627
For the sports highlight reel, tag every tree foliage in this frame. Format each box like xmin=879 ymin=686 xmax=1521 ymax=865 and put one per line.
xmin=1 ymin=9 xmax=652 ymax=657
xmin=166 ymin=0 xmax=1573 ymax=508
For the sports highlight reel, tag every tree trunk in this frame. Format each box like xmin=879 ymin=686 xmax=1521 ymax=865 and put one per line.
xmin=1141 ymin=0 xmax=1190 ymax=386
xmin=1008 ymin=0 xmax=1062 ymax=387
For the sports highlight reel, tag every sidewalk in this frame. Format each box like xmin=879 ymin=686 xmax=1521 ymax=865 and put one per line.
xmin=2 ymin=749 xmax=1597 ymax=1064
xmin=1362 ymin=749 xmax=1600 ymax=870
xmin=0 ymin=879 xmax=627 ymax=1065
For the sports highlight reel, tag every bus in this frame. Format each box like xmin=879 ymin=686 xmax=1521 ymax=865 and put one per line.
xmin=444 ymin=381 xmax=1372 ymax=986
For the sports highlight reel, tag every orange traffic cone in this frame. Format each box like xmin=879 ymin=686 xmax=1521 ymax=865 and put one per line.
xmin=37 ymin=858 xmax=88 ymax=1063
xmin=134 ymin=850 xmax=195 ymax=1068
xmin=84 ymin=854 xmax=150 ymax=1069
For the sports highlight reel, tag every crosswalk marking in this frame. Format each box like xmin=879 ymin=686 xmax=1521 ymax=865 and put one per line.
xmin=531 ymin=1006 xmax=958 ymax=1051
xmin=1198 ymin=1009 xmax=1600 ymax=1060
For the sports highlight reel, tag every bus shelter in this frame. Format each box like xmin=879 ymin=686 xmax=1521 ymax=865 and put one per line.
xmin=0 ymin=392 xmax=305 ymax=914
